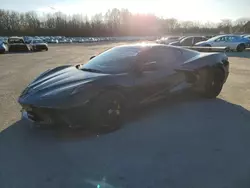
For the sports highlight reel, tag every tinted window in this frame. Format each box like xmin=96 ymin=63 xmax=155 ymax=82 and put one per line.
xmin=8 ymin=38 xmax=24 ymax=44
xmin=227 ymin=36 xmax=240 ymax=41
xmin=215 ymin=37 xmax=226 ymax=42
xmin=193 ymin=37 xmax=205 ymax=44
xmin=180 ymin=48 xmax=199 ymax=61
xmin=181 ymin=37 xmax=193 ymax=46
xmin=82 ymin=46 xmax=141 ymax=74
xmin=138 ymin=47 xmax=181 ymax=69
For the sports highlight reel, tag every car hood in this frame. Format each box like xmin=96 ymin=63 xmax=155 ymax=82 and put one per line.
xmin=19 ymin=65 xmax=108 ymax=107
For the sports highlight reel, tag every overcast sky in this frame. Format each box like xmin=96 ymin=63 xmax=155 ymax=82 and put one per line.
xmin=1 ymin=0 xmax=250 ymax=22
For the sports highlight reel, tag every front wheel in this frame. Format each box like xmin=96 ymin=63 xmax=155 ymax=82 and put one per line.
xmin=201 ymin=68 xmax=225 ymax=98
xmin=90 ymin=91 xmax=126 ymax=132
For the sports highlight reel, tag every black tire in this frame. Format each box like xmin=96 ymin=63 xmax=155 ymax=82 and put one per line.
xmin=225 ymin=47 xmax=230 ymax=52
xmin=236 ymin=43 xmax=245 ymax=52
xmin=201 ymin=68 xmax=225 ymax=98
xmin=45 ymin=47 xmax=48 ymax=51
xmin=90 ymin=91 xmax=126 ymax=132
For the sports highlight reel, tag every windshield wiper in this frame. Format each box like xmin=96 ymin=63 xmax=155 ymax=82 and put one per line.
xmin=81 ymin=68 xmax=102 ymax=73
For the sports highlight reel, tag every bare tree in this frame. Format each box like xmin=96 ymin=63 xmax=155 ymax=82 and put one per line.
xmin=1 ymin=8 xmax=250 ymax=37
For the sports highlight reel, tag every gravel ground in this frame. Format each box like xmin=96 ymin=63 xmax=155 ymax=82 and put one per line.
xmin=0 ymin=44 xmax=250 ymax=188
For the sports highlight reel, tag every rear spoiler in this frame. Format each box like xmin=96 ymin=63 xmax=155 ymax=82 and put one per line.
xmin=182 ymin=46 xmax=227 ymax=52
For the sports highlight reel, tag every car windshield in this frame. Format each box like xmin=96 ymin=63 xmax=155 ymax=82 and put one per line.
xmin=8 ymin=38 xmax=24 ymax=44
xmin=81 ymin=46 xmax=141 ymax=74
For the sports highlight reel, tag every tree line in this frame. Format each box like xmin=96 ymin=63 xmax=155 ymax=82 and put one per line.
xmin=0 ymin=8 xmax=249 ymax=37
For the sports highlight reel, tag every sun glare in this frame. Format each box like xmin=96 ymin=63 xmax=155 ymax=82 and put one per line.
xmin=37 ymin=0 xmax=218 ymax=22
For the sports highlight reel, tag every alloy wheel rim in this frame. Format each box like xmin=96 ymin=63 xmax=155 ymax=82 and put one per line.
xmin=102 ymin=100 xmax=121 ymax=127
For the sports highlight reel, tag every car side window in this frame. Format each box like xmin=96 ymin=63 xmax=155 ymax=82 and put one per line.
xmin=193 ymin=37 xmax=203 ymax=44
xmin=225 ymin=37 xmax=230 ymax=41
xmin=227 ymin=36 xmax=235 ymax=41
xmin=215 ymin=37 xmax=222 ymax=42
xmin=216 ymin=37 xmax=226 ymax=42
xmin=138 ymin=47 xmax=181 ymax=71
xmin=181 ymin=37 xmax=193 ymax=46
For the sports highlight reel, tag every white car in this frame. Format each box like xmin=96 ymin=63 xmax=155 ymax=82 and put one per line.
xmin=195 ymin=35 xmax=250 ymax=52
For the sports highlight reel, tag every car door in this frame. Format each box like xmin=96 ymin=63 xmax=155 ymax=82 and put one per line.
xmin=133 ymin=46 xmax=184 ymax=104
xmin=226 ymin=36 xmax=238 ymax=48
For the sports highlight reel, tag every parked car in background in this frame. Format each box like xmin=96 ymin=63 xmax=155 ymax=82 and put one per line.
xmin=28 ymin=39 xmax=48 ymax=51
xmin=7 ymin=36 xmax=30 ymax=52
xmin=169 ymin=36 xmax=208 ymax=46
xmin=156 ymin=36 xmax=183 ymax=44
xmin=195 ymin=34 xmax=250 ymax=52
xmin=0 ymin=41 xmax=7 ymax=54
xmin=243 ymin=35 xmax=250 ymax=39
xmin=204 ymin=35 xmax=214 ymax=39
xmin=243 ymin=35 xmax=250 ymax=47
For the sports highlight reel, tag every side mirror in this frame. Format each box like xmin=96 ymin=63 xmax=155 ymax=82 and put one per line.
xmin=90 ymin=56 xmax=95 ymax=60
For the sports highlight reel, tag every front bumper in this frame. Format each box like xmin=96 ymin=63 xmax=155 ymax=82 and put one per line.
xmin=33 ymin=45 xmax=48 ymax=51
xmin=21 ymin=110 xmax=51 ymax=128
xmin=20 ymin=104 xmax=91 ymax=128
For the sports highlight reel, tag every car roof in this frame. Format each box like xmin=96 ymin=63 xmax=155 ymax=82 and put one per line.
xmin=115 ymin=43 xmax=199 ymax=53
xmin=208 ymin=34 xmax=241 ymax=41
xmin=216 ymin=34 xmax=241 ymax=38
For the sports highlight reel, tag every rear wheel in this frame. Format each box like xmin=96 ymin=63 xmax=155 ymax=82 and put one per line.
xmin=236 ymin=43 xmax=245 ymax=52
xmin=201 ymin=68 xmax=225 ymax=98
xmin=90 ymin=91 xmax=126 ymax=132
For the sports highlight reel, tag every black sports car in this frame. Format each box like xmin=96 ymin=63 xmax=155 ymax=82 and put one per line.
xmin=18 ymin=43 xmax=229 ymax=130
